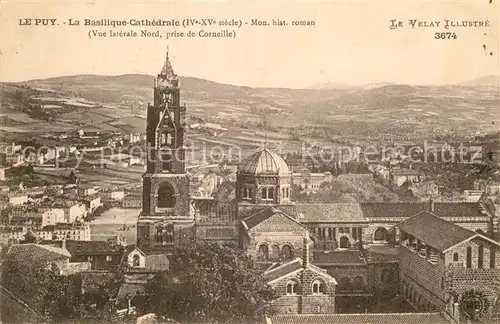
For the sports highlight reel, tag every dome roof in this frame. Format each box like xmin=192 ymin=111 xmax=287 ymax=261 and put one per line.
xmin=239 ymin=148 xmax=291 ymax=176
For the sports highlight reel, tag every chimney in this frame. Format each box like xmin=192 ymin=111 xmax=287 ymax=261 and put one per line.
xmin=430 ymin=199 xmax=435 ymax=212
xmin=303 ymin=237 xmax=309 ymax=267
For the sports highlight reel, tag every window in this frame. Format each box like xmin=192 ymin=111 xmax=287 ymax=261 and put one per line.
xmin=286 ymin=280 xmax=298 ymax=295
xmin=261 ymin=187 xmax=274 ymax=200
xmin=281 ymin=245 xmax=293 ymax=260
xmin=165 ymin=224 xmax=174 ymax=244
xmin=478 ymin=245 xmax=484 ymax=269
xmin=338 ymin=277 xmax=351 ymax=291
xmin=270 ymin=245 xmax=280 ymax=261
xmin=132 ymin=254 xmax=140 ymax=267
xmin=87 ymin=256 xmax=92 ymax=262
xmin=258 ymin=244 xmax=269 ymax=261
xmin=312 ymin=279 xmax=326 ymax=294
xmin=466 ymin=246 xmax=472 ymax=268
xmin=374 ymin=227 xmax=388 ymax=241
xmin=157 ymin=183 xmax=175 ymax=208
xmin=241 ymin=188 xmax=252 ymax=199
xmin=453 ymin=253 xmax=459 ymax=262
xmin=286 ymin=188 xmax=289 ymax=198
xmin=352 ymin=276 xmax=364 ymax=290
xmin=106 ymin=255 xmax=112 ymax=262
xmin=339 ymin=236 xmax=351 ymax=249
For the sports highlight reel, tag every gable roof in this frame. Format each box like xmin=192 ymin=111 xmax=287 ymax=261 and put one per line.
xmin=360 ymin=202 xmax=491 ymax=219
xmin=65 ymin=240 xmax=123 ymax=255
xmin=360 ymin=202 xmax=428 ymax=218
xmin=263 ymin=258 xmax=336 ymax=284
xmin=241 ymin=207 xmax=304 ymax=230
xmin=8 ymin=243 xmax=71 ymax=262
xmin=296 ymin=203 xmax=366 ymax=223
xmin=263 ymin=258 xmax=302 ymax=282
xmin=267 ymin=313 xmax=451 ymax=324
xmin=432 ymin=202 xmax=491 ymax=218
xmin=396 ymin=211 xmax=477 ymax=251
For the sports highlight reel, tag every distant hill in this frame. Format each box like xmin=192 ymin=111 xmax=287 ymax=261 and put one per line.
xmin=308 ymin=81 xmax=352 ymax=90
xmin=459 ymin=75 xmax=499 ymax=87
xmin=1 ymin=73 xmax=499 ymax=141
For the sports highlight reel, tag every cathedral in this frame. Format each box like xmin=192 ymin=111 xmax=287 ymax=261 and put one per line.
xmin=135 ymin=53 xmax=500 ymax=315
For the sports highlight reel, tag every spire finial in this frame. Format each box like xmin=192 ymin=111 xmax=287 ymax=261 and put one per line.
xmin=264 ymin=131 xmax=268 ymax=149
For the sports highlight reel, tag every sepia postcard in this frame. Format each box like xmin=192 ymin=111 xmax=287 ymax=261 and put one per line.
xmin=0 ymin=0 xmax=499 ymax=323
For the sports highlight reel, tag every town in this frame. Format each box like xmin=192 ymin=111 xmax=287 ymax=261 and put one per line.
xmin=0 ymin=52 xmax=499 ymax=324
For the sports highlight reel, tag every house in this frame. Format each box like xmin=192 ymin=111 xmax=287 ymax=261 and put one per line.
xmin=64 ymin=239 xmax=125 ymax=270
xmin=389 ymin=168 xmax=422 ymax=187
xmin=99 ymin=189 xmax=125 ymax=202
xmin=125 ymin=247 xmax=170 ymax=272
xmin=7 ymin=192 xmax=28 ymax=206
xmin=122 ymin=192 xmax=142 ymax=208
xmin=81 ymin=195 xmax=102 ymax=213
xmin=78 ymin=184 xmax=100 ymax=196
xmin=292 ymin=171 xmax=332 ymax=191
xmin=263 ymin=238 xmax=337 ymax=314
xmin=7 ymin=243 xmax=91 ymax=275
xmin=39 ymin=200 xmax=87 ymax=223
xmin=397 ymin=212 xmax=500 ymax=322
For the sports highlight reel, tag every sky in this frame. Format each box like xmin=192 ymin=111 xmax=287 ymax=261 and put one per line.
xmin=0 ymin=0 xmax=499 ymax=88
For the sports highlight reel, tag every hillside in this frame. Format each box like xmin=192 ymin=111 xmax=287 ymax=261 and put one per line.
xmin=1 ymin=74 xmax=499 ymax=145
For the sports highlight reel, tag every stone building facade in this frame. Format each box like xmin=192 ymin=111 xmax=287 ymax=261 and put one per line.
xmin=397 ymin=212 xmax=500 ymax=321
xmin=263 ymin=239 xmax=337 ymax=314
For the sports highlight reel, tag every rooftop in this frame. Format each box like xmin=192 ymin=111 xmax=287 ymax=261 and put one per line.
xmin=8 ymin=243 xmax=71 ymax=262
xmin=242 ymin=207 xmax=304 ymax=230
xmin=267 ymin=313 xmax=451 ymax=324
xmin=65 ymin=240 xmax=123 ymax=255
xmin=396 ymin=212 xmax=476 ymax=251
xmin=239 ymin=148 xmax=290 ymax=176
xmin=297 ymin=203 xmax=366 ymax=223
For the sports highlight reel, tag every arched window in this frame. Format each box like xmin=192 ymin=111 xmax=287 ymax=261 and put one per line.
xmin=161 ymin=133 xmax=166 ymax=145
xmin=261 ymin=188 xmax=267 ymax=199
xmin=258 ymin=244 xmax=269 ymax=261
xmin=352 ymin=276 xmax=364 ymax=290
xmin=286 ymin=187 xmax=290 ymax=198
xmin=286 ymin=280 xmax=298 ymax=295
xmin=339 ymin=236 xmax=351 ymax=249
xmin=268 ymin=188 xmax=274 ymax=199
xmin=158 ymin=183 xmax=175 ymax=208
xmin=270 ymin=245 xmax=280 ymax=261
xmin=166 ymin=133 xmax=173 ymax=146
xmin=453 ymin=253 xmax=459 ymax=262
xmin=132 ymin=254 xmax=140 ymax=267
xmin=338 ymin=277 xmax=351 ymax=291
xmin=466 ymin=246 xmax=472 ymax=268
xmin=281 ymin=245 xmax=293 ymax=260
xmin=374 ymin=227 xmax=388 ymax=241
xmin=312 ymin=279 xmax=326 ymax=294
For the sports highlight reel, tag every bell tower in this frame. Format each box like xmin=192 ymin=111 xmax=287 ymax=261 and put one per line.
xmin=137 ymin=51 xmax=194 ymax=253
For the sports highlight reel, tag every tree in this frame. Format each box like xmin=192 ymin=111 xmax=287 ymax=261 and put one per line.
xmin=139 ymin=242 xmax=278 ymax=324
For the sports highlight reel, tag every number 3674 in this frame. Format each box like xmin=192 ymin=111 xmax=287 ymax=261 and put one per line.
xmin=435 ymin=32 xmax=457 ymax=39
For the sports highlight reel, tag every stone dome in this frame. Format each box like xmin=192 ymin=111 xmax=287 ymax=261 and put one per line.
xmin=239 ymin=148 xmax=291 ymax=176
